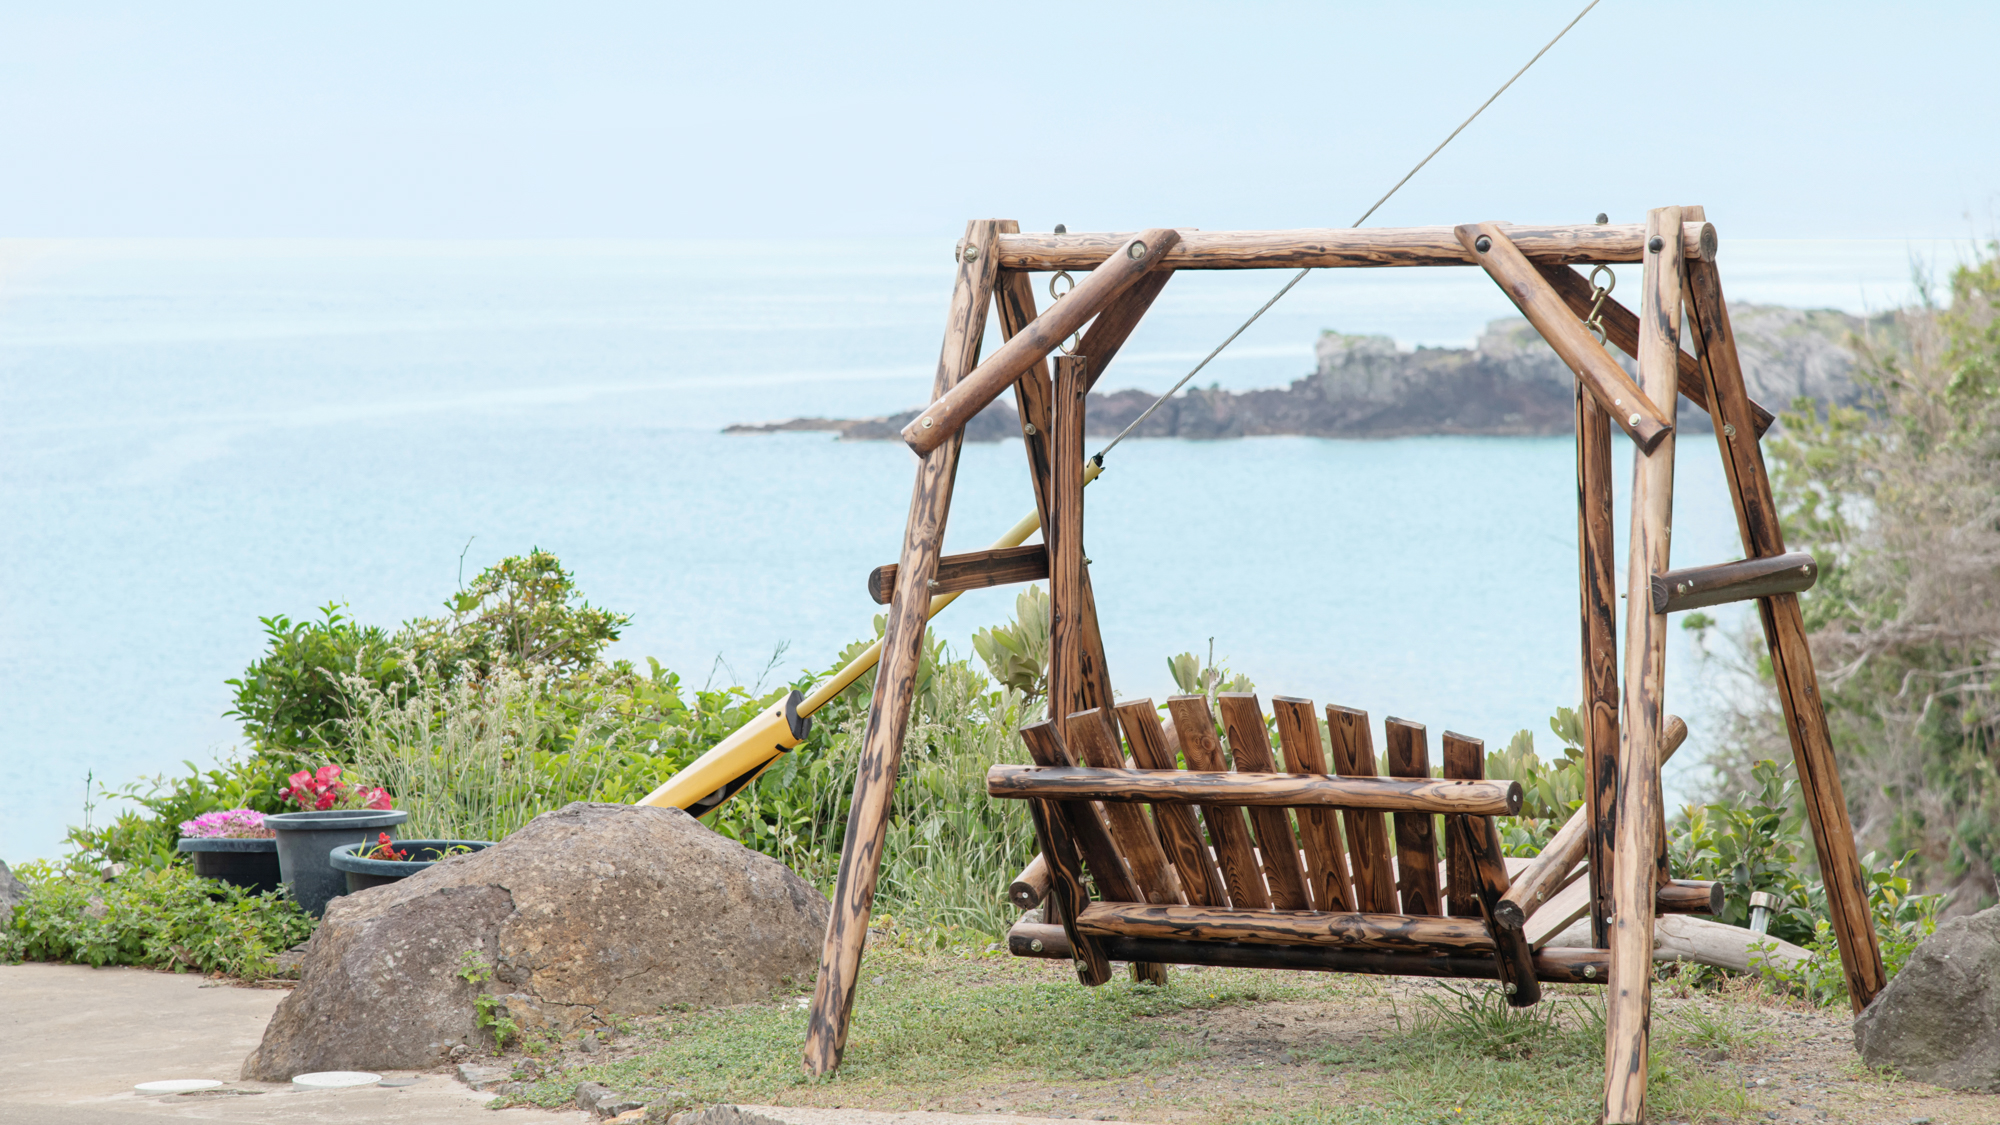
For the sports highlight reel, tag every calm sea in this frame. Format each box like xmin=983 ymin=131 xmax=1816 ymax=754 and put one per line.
xmin=0 ymin=235 xmax=1964 ymax=862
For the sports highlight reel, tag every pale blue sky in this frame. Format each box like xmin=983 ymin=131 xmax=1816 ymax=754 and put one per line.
xmin=1 ymin=1 xmax=1995 ymax=239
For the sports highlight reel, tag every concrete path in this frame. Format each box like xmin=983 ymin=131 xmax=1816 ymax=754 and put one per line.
xmin=0 ymin=963 xmax=590 ymax=1124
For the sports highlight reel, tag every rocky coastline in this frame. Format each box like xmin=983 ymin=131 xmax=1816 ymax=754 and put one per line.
xmin=726 ymin=304 xmax=1886 ymax=442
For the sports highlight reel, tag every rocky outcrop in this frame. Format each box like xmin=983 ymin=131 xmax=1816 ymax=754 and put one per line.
xmin=1853 ymin=905 xmax=2000 ymax=1092
xmin=728 ymin=305 xmax=1886 ymax=441
xmin=242 ymin=802 xmax=828 ymax=1080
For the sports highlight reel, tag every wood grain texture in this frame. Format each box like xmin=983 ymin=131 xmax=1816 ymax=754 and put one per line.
xmin=995 ymin=222 xmax=1717 ymax=271
xmin=1218 ymin=693 xmax=1311 ymax=911
xmin=1684 ymin=239 xmax=1885 ymax=1012
xmin=1575 ymin=381 xmax=1623 ymax=950
xmin=1166 ymin=695 xmax=1271 ymax=910
xmin=1047 ymin=354 xmax=1089 ymax=738
xmin=1604 ymin=206 xmax=1683 ymax=1124
xmin=1328 ymin=705 xmax=1399 ymax=913
xmin=805 ymin=219 xmax=1000 ymax=1078
xmin=1385 ymin=718 xmax=1443 ymax=916
xmin=1026 ymin=793 xmax=1110 ymax=985
xmin=1017 ymin=720 xmax=1142 ymax=905
xmin=904 ymin=229 xmax=1180 ymax=453
xmin=1447 ymin=800 xmax=1543 ymax=1007
xmin=1076 ymin=902 xmax=1494 ymax=952
xmin=1651 ymin=551 xmax=1818 ymax=614
xmin=1009 ymin=854 xmax=1049 ymax=911
xmin=1441 ymin=731 xmax=1484 ymax=919
xmin=1495 ymin=716 xmax=1686 ymax=930
xmin=867 ymin=544 xmax=1050 ymax=605
xmin=1273 ymin=697 xmax=1356 ymax=911
xmin=1005 ymin=922 xmax=1616 ymax=985
xmin=1657 ymin=880 xmax=1723 ymax=915
xmin=1460 ymin=222 xmax=1671 ymax=453
xmin=1115 ymin=700 xmax=1227 ymax=907
xmin=1066 ymin=708 xmax=1182 ymax=906
xmin=1539 ymin=260 xmax=1776 ymax=437
xmin=985 ymin=765 xmax=1521 ymax=815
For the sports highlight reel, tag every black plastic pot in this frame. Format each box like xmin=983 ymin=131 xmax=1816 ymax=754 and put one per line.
xmin=175 ymin=836 xmax=282 ymax=895
xmin=265 ymin=809 xmax=409 ymax=917
xmin=328 ymin=839 xmax=494 ymax=893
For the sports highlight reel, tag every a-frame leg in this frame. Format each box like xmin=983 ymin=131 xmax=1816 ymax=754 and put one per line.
xmin=1605 ymin=206 xmax=1684 ymax=1125
xmin=802 ymin=219 xmax=1000 ymax=1077
xmin=1575 ymin=380 xmax=1621 ymax=950
xmin=1681 ymin=206 xmax=1886 ymax=1011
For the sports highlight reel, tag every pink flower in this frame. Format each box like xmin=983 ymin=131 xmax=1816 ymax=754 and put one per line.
xmin=315 ymin=764 xmax=342 ymax=786
xmin=362 ymin=788 xmax=393 ymax=810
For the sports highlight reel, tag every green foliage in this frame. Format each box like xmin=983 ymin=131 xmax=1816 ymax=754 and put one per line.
xmin=404 ymin=549 xmax=631 ymax=683
xmin=1730 ymin=245 xmax=2000 ymax=908
xmin=971 ymin=585 xmax=1050 ymax=703
xmin=458 ymin=951 xmax=521 ymax=1048
xmin=1485 ymin=708 xmax=1589 ymax=856
xmin=226 ymin=603 xmax=405 ymax=753
xmin=0 ymin=861 xmax=312 ymax=977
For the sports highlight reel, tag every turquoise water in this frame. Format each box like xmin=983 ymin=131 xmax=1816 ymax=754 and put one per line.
xmin=0 ymin=236 xmax=1961 ymax=862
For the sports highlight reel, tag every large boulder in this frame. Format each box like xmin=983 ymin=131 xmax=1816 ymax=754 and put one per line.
xmin=1853 ymin=904 xmax=2000 ymax=1092
xmin=243 ymin=802 xmax=828 ymax=1080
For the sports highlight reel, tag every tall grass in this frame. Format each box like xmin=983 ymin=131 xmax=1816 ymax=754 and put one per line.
xmin=342 ymin=662 xmax=656 ymax=841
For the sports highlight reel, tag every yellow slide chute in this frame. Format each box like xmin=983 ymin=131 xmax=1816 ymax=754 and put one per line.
xmin=638 ymin=462 xmax=1101 ymax=816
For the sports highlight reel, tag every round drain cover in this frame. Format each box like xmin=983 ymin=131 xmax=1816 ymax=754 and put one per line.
xmin=291 ymin=1071 xmax=382 ymax=1089
xmin=135 ymin=1079 xmax=223 ymax=1094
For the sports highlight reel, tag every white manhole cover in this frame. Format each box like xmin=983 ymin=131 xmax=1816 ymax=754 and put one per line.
xmin=292 ymin=1071 xmax=382 ymax=1089
xmin=135 ymin=1079 xmax=223 ymax=1093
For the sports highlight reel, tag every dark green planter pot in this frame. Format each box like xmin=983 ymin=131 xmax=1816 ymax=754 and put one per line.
xmin=265 ymin=809 xmax=409 ymax=917
xmin=175 ymin=836 xmax=282 ymax=895
xmin=328 ymin=839 xmax=494 ymax=893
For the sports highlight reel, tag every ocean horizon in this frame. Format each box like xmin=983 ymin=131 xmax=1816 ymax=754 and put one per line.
xmin=0 ymin=234 xmax=1974 ymax=863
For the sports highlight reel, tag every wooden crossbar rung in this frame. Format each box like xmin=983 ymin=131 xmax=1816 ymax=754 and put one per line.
xmin=1650 ymin=552 xmax=1818 ymax=614
xmin=1005 ymin=922 xmax=1612 ymax=985
xmin=1007 ymin=854 xmax=1049 ymax=911
xmin=993 ymin=222 xmax=1718 ymax=272
xmin=868 ymin=544 xmax=1048 ymax=605
xmin=985 ymin=765 xmax=1521 ymax=815
xmin=1074 ymin=902 xmax=1492 ymax=952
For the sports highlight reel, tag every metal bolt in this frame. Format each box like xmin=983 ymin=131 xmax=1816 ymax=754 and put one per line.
xmin=1723 ymin=423 xmax=1737 ymax=438
xmin=1595 ymin=212 xmax=1609 ymax=225
xmin=1803 ymin=563 xmax=1813 ymax=574
xmin=1614 ymin=398 xmax=1623 ymax=406
xmin=1648 ymin=236 xmax=1664 ymax=253
xmin=1023 ymin=422 xmax=1037 ymax=435
xmin=1628 ymin=412 xmax=1642 ymax=428
xmin=1504 ymin=982 xmax=1518 ymax=995
xmin=1029 ymin=938 xmax=1044 ymax=953
xmin=963 ymin=244 xmax=979 ymax=261
xmin=921 ymin=416 xmax=934 ymax=429
xmin=1128 ymin=240 xmax=1148 ymax=260
xmin=1584 ymin=965 xmax=1598 ymax=979
xmin=926 ymin=579 xmax=940 ymax=590
xmin=1474 ymin=235 xmax=1492 ymax=253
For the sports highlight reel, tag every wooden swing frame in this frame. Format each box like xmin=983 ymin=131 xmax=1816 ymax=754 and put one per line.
xmin=800 ymin=209 xmax=1885 ymax=1124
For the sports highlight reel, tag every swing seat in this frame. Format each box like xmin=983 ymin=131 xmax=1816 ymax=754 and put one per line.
xmin=990 ymin=691 xmax=1715 ymax=1001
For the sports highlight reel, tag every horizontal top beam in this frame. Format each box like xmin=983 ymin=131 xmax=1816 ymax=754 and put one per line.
xmin=995 ymin=222 xmax=1717 ymax=271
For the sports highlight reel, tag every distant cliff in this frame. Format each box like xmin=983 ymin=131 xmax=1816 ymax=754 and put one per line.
xmin=725 ymin=304 xmax=1887 ymax=442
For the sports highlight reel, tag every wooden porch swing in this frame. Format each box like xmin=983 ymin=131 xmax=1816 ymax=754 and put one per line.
xmin=801 ymin=210 xmax=1885 ymax=1124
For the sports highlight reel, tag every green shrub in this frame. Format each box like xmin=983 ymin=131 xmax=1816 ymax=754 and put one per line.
xmin=226 ymin=603 xmax=405 ymax=754
xmin=66 ymin=753 xmax=302 ymax=870
xmin=403 ymin=548 xmax=630 ymax=683
xmin=1 ymin=861 xmax=312 ymax=977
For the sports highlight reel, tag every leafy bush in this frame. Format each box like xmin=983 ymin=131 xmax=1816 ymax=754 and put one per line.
xmin=226 ymin=603 xmax=405 ymax=753
xmin=972 ymin=585 xmax=1050 ymax=703
xmin=404 ymin=548 xmax=631 ymax=683
xmin=0 ymin=861 xmax=312 ymax=977
xmin=66 ymin=753 xmax=302 ymax=870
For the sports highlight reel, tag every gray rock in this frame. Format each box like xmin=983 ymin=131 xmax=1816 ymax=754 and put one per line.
xmin=575 ymin=1081 xmax=645 ymax=1117
xmin=1853 ymin=905 xmax=2000 ymax=1091
xmin=241 ymin=802 xmax=828 ymax=1080
xmin=456 ymin=1063 xmax=512 ymax=1090
xmin=671 ymin=1109 xmax=790 ymax=1125
xmin=0 ymin=860 xmax=25 ymax=928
